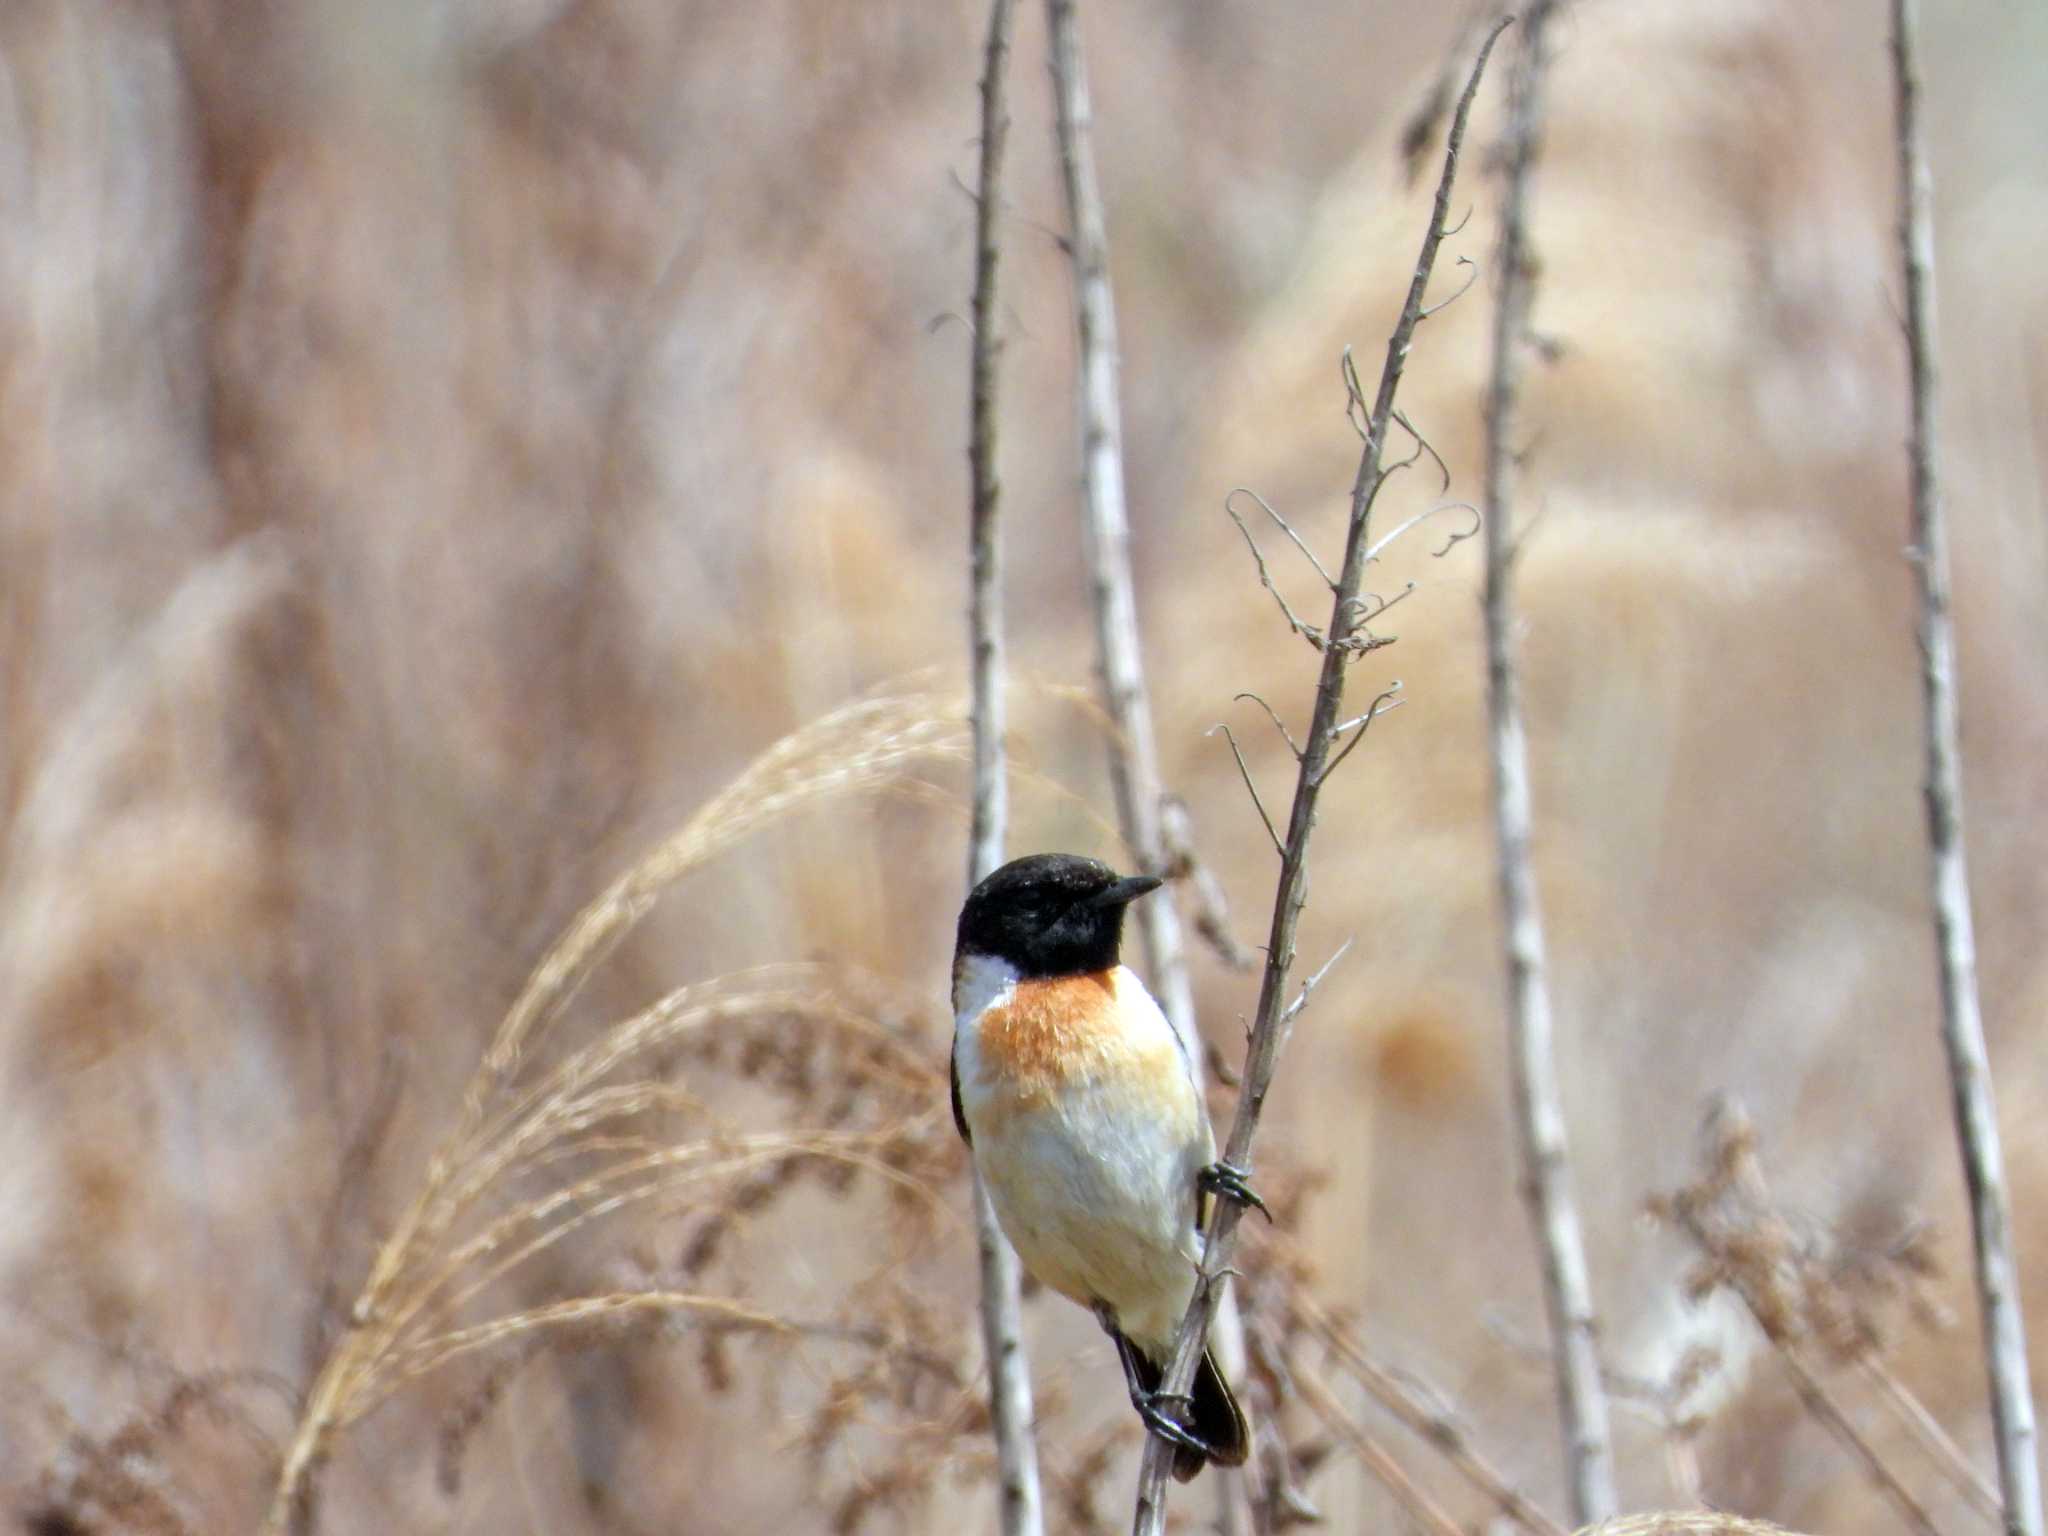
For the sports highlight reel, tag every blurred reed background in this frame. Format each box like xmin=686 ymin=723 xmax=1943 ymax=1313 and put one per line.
xmin=3 ymin=1 xmax=2046 ymax=1532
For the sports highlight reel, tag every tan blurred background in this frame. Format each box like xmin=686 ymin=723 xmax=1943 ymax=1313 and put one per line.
xmin=4 ymin=0 xmax=2047 ymax=1531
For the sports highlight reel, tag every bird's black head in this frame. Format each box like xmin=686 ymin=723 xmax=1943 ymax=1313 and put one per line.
xmin=955 ymin=852 xmax=1162 ymax=979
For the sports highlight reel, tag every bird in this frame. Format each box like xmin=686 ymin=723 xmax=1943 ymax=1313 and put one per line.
xmin=950 ymin=851 xmax=1258 ymax=1481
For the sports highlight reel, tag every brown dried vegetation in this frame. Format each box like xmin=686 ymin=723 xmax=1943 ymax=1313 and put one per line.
xmin=4 ymin=1 xmax=2046 ymax=1533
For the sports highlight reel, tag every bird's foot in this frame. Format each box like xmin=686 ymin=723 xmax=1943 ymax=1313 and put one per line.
xmin=1199 ymin=1159 xmax=1272 ymax=1222
xmin=1132 ymin=1390 xmax=1214 ymax=1459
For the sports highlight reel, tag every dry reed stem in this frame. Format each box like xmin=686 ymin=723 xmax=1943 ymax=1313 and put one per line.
xmin=1038 ymin=2 xmax=1249 ymax=1525
xmin=1041 ymin=0 xmax=1200 ymax=1071
xmin=1889 ymin=4 xmax=2042 ymax=1533
xmin=1480 ymin=3 xmax=1617 ymax=1521
xmin=964 ymin=1 xmax=1046 ymax=1527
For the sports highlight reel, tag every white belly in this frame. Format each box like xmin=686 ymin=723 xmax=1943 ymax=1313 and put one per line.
xmin=954 ymin=960 xmax=1212 ymax=1355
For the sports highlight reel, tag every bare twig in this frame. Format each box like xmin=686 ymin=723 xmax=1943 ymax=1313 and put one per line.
xmin=1292 ymin=1367 xmax=1468 ymax=1536
xmin=968 ymin=0 xmax=1017 ymax=897
xmin=1859 ymin=1356 xmax=2006 ymax=1527
xmin=1364 ymin=501 xmax=1483 ymax=565
xmin=1890 ymin=7 xmax=2042 ymax=1535
xmin=1479 ymin=5 xmax=1617 ymax=1522
xmin=1397 ymin=1 xmax=1510 ymax=185
xmin=1280 ymin=940 xmax=1351 ymax=1027
xmin=1604 ymin=1356 xmax=1715 ymax=1510
xmin=1778 ymin=1346 xmax=1944 ymax=1536
xmin=1232 ymin=691 xmax=1304 ymax=762
xmin=1227 ymin=499 xmax=1337 ymax=652
xmin=1130 ymin=21 xmax=1512 ymax=1534
xmin=1417 ymin=257 xmax=1482 ymax=320
xmin=1318 ymin=685 xmax=1404 ymax=785
xmin=1210 ymin=723 xmax=1285 ymax=860
xmin=1043 ymin=4 xmax=1250 ymax=1527
xmin=965 ymin=4 xmax=1046 ymax=1532
xmin=1389 ymin=409 xmax=1452 ymax=494
xmin=303 ymin=1045 xmax=407 ymax=1382
xmin=1229 ymin=488 xmax=1338 ymax=591
xmin=1293 ymin=1290 xmax=1570 ymax=1536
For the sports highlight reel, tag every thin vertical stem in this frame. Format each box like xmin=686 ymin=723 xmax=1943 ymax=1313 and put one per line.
xmin=966 ymin=3 xmax=1045 ymax=1533
xmin=1039 ymin=0 xmax=1198 ymax=1068
xmin=1479 ymin=4 xmax=1617 ymax=1523
xmin=1040 ymin=7 xmax=1248 ymax=1528
xmin=1128 ymin=21 xmax=1513 ymax=1533
xmin=1890 ymin=5 xmax=2041 ymax=1534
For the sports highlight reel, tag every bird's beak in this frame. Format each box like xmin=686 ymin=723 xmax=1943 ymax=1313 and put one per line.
xmin=1087 ymin=873 xmax=1164 ymax=909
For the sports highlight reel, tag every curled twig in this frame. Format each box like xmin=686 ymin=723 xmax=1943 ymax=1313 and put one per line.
xmin=1366 ymin=501 xmax=1484 ymax=565
xmin=1208 ymin=723 xmax=1284 ymax=861
xmin=1227 ymin=497 xmax=1335 ymax=651
xmin=1318 ymin=685 xmax=1405 ymax=786
xmin=1232 ymin=691 xmax=1304 ymax=762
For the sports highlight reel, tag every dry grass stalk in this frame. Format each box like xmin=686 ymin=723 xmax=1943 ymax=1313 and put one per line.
xmin=1605 ymin=1350 xmax=1720 ymax=1510
xmin=27 ymin=1369 xmax=290 ymax=1536
xmin=1574 ymin=1518 xmax=1807 ymax=1536
xmin=263 ymin=690 xmax=973 ymax=1535
xmin=474 ymin=690 xmax=971 ymax=1097
xmin=1655 ymin=1101 xmax=1962 ymax=1536
xmin=1291 ymin=1365 xmax=1466 ymax=1536
xmin=1859 ymin=1356 xmax=2006 ymax=1525
xmin=1289 ymin=1287 xmax=1570 ymax=1536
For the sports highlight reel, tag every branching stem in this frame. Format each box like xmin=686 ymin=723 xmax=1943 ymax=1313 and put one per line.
xmin=1129 ymin=20 xmax=1513 ymax=1532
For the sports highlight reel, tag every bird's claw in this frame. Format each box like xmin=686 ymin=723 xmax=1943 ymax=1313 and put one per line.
xmin=1134 ymin=1391 xmax=1212 ymax=1457
xmin=1199 ymin=1160 xmax=1272 ymax=1222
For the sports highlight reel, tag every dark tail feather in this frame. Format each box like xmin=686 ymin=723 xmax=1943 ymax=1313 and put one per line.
xmin=1131 ymin=1344 xmax=1251 ymax=1482
xmin=1180 ymin=1347 xmax=1251 ymax=1482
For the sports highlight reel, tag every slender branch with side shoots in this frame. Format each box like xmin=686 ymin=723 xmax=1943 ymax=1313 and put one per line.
xmin=1128 ymin=20 xmax=1513 ymax=1533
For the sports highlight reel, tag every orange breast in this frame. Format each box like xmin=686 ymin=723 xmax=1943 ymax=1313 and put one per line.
xmin=975 ymin=970 xmax=1123 ymax=1098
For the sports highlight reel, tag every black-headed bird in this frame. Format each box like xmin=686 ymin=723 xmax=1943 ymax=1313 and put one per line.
xmin=951 ymin=852 xmax=1255 ymax=1480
